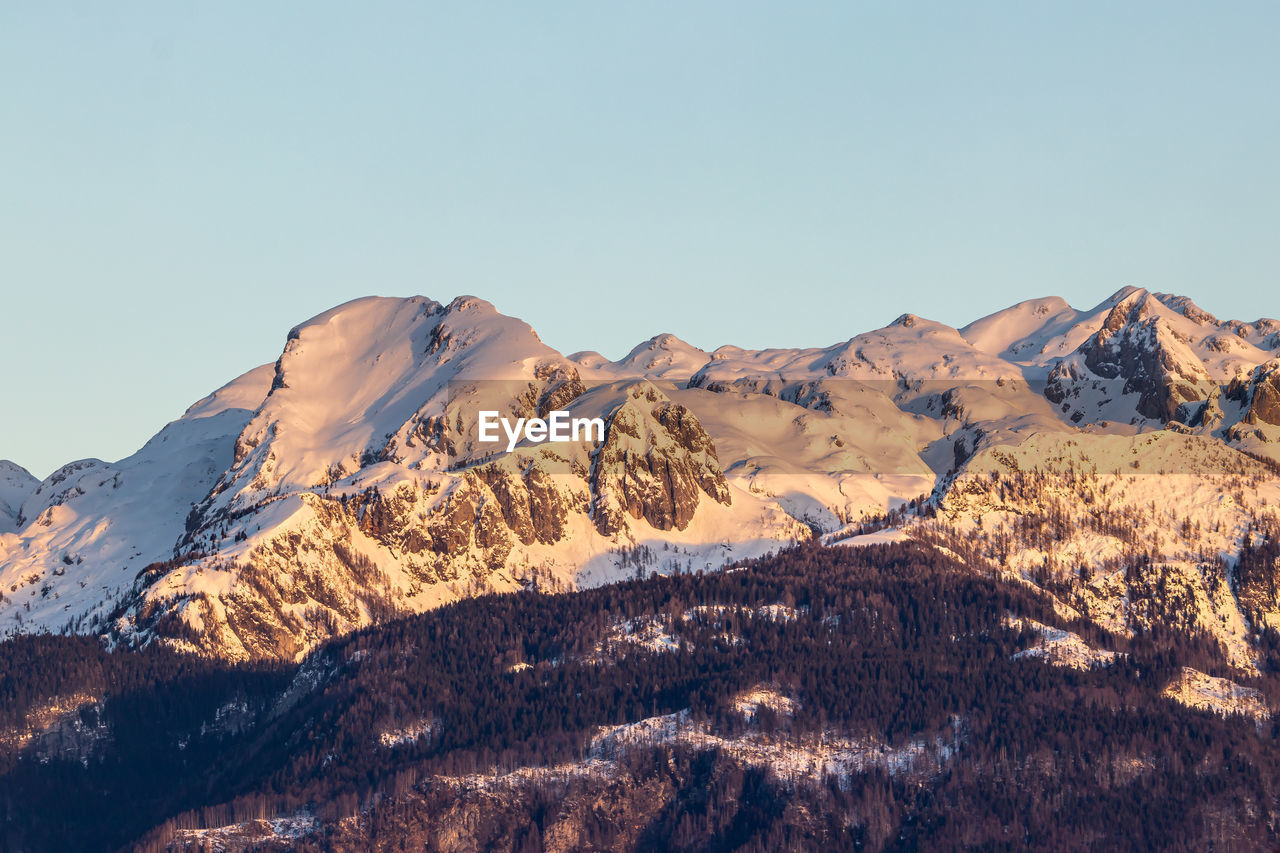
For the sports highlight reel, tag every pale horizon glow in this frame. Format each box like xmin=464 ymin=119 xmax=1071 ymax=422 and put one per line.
xmin=3 ymin=2 xmax=1278 ymax=479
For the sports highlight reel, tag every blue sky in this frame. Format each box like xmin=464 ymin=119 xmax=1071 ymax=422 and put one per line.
xmin=3 ymin=2 xmax=1278 ymax=478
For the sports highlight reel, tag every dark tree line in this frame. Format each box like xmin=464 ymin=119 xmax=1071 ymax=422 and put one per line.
xmin=1 ymin=541 xmax=1278 ymax=851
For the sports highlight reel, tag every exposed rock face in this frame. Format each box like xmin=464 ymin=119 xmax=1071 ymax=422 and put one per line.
xmin=475 ymin=462 xmax=572 ymax=546
xmin=1188 ymin=394 xmax=1225 ymax=430
xmin=1252 ymin=377 xmax=1280 ymax=427
xmin=1083 ymin=300 xmax=1213 ymax=421
xmin=1156 ymin=293 xmax=1218 ymax=326
xmin=128 ymin=492 xmax=411 ymax=661
xmin=123 ymin=381 xmax=737 ymax=660
xmin=1232 ymin=361 xmax=1280 ymax=427
xmin=1046 ymin=293 xmax=1215 ymax=423
xmin=590 ymin=384 xmax=730 ymax=536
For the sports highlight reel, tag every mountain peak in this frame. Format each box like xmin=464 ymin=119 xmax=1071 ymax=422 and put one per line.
xmin=0 ymin=460 xmax=34 ymax=478
xmin=1154 ymin=292 xmax=1218 ymax=325
xmin=444 ymin=294 xmax=499 ymax=316
xmin=958 ymin=296 xmax=1081 ymax=360
xmin=1106 ymin=285 xmax=1149 ymax=305
xmin=0 ymin=460 xmax=39 ymax=535
xmin=622 ymin=332 xmax=702 ymax=359
xmin=286 ymin=295 xmax=444 ymax=339
xmin=615 ymin=333 xmax=709 ymax=377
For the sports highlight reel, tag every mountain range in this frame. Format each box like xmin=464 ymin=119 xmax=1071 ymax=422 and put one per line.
xmin=3 ymin=286 xmax=1280 ymax=665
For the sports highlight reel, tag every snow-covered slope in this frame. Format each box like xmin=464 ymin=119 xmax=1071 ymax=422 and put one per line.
xmin=3 ymin=287 xmax=1280 ymax=664
xmin=0 ymin=364 xmax=274 ymax=634
xmin=963 ymin=288 xmax=1279 ymax=378
xmin=0 ymin=461 xmax=38 ymax=536
xmin=914 ymin=430 xmax=1280 ymax=670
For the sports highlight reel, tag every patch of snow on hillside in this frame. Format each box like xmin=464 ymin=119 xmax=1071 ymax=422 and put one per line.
xmin=590 ymin=711 xmax=961 ymax=786
xmin=433 ymin=758 xmax=615 ymax=794
xmin=1163 ymin=667 xmax=1270 ymax=720
xmin=591 ymin=616 xmax=684 ymax=660
xmin=1006 ymin=616 xmax=1121 ymax=670
xmin=681 ymin=603 xmax=806 ymax=624
xmin=733 ymin=686 xmax=798 ymax=720
xmin=378 ymin=718 xmax=436 ymax=748
xmin=170 ymin=811 xmax=318 ymax=850
xmin=827 ymin=527 xmax=909 ymax=547
xmin=756 ymin=603 xmax=803 ymax=622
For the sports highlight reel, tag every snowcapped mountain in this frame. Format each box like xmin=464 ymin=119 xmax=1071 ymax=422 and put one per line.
xmin=0 ymin=364 xmax=274 ymax=636
xmin=0 ymin=461 xmax=39 ymax=536
xmin=3 ymin=287 xmax=1280 ymax=662
xmin=574 ymin=333 xmax=710 ymax=379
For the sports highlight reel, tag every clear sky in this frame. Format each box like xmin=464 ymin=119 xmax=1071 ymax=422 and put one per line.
xmin=3 ymin=2 xmax=1278 ymax=478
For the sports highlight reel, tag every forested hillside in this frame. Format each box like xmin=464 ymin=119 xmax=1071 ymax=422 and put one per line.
xmin=3 ymin=542 xmax=1279 ymax=851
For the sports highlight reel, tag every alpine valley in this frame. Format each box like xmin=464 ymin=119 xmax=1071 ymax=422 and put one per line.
xmin=6 ymin=288 xmax=1280 ymax=851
